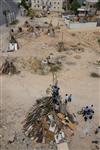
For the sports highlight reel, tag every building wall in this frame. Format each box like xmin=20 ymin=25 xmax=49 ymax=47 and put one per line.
xmin=50 ymin=0 xmax=63 ymax=12
xmin=31 ymin=0 xmax=63 ymax=12
xmin=86 ymin=0 xmax=98 ymax=2
xmin=85 ymin=0 xmax=98 ymax=8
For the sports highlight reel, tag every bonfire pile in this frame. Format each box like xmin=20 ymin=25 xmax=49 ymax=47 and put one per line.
xmin=23 ymin=96 xmax=76 ymax=148
xmin=0 ymin=59 xmax=19 ymax=75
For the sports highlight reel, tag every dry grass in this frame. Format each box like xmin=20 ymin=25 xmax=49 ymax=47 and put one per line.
xmin=11 ymin=57 xmax=62 ymax=75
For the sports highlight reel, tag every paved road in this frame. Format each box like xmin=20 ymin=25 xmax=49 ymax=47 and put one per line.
xmin=0 ymin=0 xmax=19 ymax=25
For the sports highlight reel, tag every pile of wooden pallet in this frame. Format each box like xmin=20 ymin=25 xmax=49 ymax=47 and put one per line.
xmin=23 ymin=96 xmax=77 ymax=149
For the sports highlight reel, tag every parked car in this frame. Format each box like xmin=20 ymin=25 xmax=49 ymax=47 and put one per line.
xmin=62 ymin=15 xmax=75 ymax=21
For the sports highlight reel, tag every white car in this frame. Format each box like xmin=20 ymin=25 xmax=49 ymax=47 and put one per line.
xmin=63 ymin=15 xmax=75 ymax=21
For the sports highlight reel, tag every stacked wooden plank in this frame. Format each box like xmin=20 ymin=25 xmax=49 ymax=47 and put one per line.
xmin=23 ymin=96 xmax=77 ymax=147
xmin=23 ymin=97 xmax=54 ymax=138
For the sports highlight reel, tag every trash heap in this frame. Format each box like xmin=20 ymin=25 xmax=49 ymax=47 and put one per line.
xmin=23 ymin=88 xmax=77 ymax=149
xmin=0 ymin=59 xmax=19 ymax=75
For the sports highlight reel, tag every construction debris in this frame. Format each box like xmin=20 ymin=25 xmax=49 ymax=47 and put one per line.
xmin=0 ymin=59 xmax=20 ymax=75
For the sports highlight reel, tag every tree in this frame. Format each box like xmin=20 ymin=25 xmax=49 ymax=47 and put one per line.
xmin=28 ymin=8 xmax=36 ymax=19
xmin=96 ymin=0 xmax=100 ymax=10
xmin=62 ymin=0 xmax=67 ymax=11
xmin=21 ymin=0 xmax=30 ymax=10
xmin=70 ymin=0 xmax=80 ymax=12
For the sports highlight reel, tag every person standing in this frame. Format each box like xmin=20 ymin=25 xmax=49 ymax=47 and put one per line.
xmin=64 ymin=94 xmax=68 ymax=104
xmin=68 ymin=94 xmax=72 ymax=102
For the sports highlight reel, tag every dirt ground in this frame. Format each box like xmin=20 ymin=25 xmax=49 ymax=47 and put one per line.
xmin=0 ymin=15 xmax=100 ymax=150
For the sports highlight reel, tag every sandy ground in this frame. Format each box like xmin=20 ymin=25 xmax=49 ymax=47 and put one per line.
xmin=0 ymin=15 xmax=100 ymax=150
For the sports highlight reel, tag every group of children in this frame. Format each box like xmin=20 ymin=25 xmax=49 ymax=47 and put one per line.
xmin=51 ymin=83 xmax=95 ymax=122
xmin=64 ymin=94 xmax=72 ymax=104
xmin=51 ymin=84 xmax=72 ymax=105
xmin=52 ymin=84 xmax=60 ymax=105
xmin=82 ymin=105 xmax=95 ymax=121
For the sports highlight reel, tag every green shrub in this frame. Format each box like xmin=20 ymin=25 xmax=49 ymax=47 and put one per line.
xmin=50 ymin=64 xmax=62 ymax=73
xmin=27 ymin=8 xmax=36 ymax=19
xmin=98 ymin=39 xmax=100 ymax=44
xmin=70 ymin=0 xmax=80 ymax=12
xmin=96 ymin=0 xmax=100 ymax=10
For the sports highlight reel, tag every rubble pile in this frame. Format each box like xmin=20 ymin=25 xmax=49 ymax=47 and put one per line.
xmin=0 ymin=59 xmax=20 ymax=75
xmin=23 ymin=96 xmax=76 ymax=149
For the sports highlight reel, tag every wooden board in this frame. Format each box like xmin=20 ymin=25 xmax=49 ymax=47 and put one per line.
xmin=57 ymin=113 xmax=76 ymax=130
xmin=45 ymin=130 xmax=54 ymax=143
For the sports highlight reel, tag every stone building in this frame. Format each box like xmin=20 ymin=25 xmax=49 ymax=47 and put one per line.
xmin=85 ymin=0 xmax=98 ymax=7
xmin=31 ymin=0 xmax=64 ymax=12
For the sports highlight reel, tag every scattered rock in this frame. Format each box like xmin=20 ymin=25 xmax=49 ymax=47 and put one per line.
xmin=0 ymin=134 xmax=3 ymax=138
xmin=8 ymin=133 xmax=17 ymax=144
xmin=2 ymin=126 xmax=7 ymax=130
xmin=74 ymin=55 xmax=81 ymax=59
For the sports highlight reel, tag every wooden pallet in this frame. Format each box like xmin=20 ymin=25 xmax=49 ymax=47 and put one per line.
xmin=57 ymin=113 xmax=76 ymax=130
